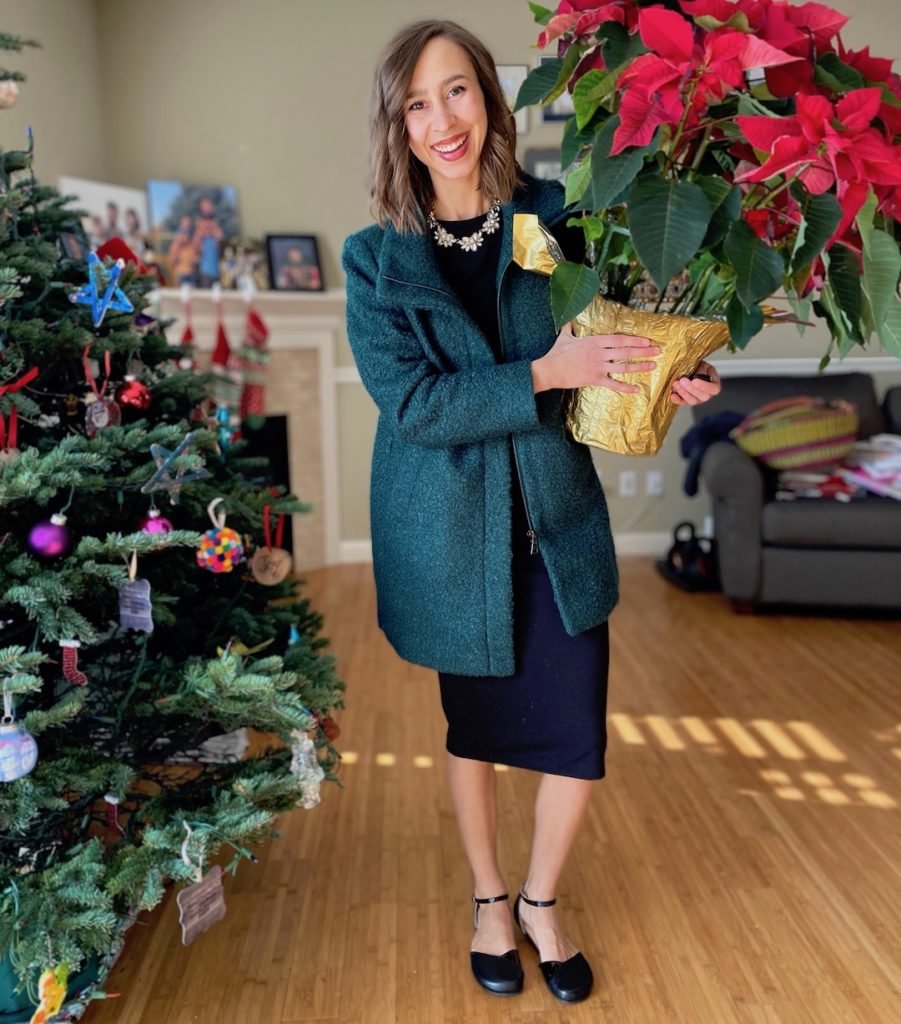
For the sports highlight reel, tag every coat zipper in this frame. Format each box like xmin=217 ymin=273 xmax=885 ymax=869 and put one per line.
xmin=496 ymin=261 xmax=539 ymax=555
xmin=383 ymin=267 xmax=539 ymax=555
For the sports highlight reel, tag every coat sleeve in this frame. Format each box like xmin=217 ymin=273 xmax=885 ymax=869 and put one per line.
xmin=342 ymin=233 xmax=543 ymax=449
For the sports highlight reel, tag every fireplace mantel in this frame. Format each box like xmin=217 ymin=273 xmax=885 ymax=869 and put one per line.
xmin=150 ymin=287 xmax=346 ymax=569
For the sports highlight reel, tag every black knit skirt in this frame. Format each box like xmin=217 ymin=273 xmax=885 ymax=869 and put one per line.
xmin=438 ymin=495 xmax=609 ymax=780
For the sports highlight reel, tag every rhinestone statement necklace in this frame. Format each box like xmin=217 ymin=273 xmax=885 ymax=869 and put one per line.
xmin=428 ymin=198 xmax=501 ymax=253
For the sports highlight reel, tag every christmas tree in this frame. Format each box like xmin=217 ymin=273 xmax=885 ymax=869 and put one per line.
xmin=0 ymin=32 xmax=343 ymax=1021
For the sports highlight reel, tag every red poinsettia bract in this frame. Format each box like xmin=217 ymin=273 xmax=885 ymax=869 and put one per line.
xmin=537 ymin=1 xmax=632 ymax=50
xmin=610 ymin=7 xmax=796 ymax=154
xmin=736 ymin=88 xmax=901 ymax=239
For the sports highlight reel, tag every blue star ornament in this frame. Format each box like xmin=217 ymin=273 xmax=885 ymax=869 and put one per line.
xmin=140 ymin=431 xmax=210 ymax=504
xmin=70 ymin=252 xmax=135 ymax=328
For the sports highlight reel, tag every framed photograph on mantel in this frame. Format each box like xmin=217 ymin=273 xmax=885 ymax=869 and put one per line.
xmin=266 ymin=234 xmax=324 ymax=292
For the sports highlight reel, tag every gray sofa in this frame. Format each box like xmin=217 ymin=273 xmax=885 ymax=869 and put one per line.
xmin=692 ymin=372 xmax=901 ymax=611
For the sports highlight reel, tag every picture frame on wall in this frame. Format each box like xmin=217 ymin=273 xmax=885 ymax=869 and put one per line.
xmin=266 ymin=234 xmax=324 ymax=292
xmin=495 ymin=63 xmax=529 ymax=136
xmin=524 ymin=148 xmax=563 ymax=182
xmin=538 ymin=56 xmax=575 ymax=122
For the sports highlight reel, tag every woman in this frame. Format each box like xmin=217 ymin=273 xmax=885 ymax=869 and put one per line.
xmin=342 ymin=20 xmax=720 ymax=1004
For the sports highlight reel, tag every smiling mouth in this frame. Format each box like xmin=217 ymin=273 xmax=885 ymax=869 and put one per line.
xmin=432 ymin=133 xmax=468 ymax=155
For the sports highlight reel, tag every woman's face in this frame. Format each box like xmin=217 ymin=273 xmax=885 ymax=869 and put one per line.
xmin=404 ymin=36 xmax=488 ymax=194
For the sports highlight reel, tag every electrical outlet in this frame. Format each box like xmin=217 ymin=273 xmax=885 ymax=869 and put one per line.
xmin=618 ymin=470 xmax=638 ymax=497
xmin=645 ymin=470 xmax=664 ymax=496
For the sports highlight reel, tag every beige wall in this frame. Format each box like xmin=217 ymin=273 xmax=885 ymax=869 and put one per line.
xmin=5 ymin=0 xmax=901 ymax=548
xmin=1 ymin=0 xmax=107 ymax=184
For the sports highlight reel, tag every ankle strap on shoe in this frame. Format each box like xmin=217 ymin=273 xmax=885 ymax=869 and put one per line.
xmin=518 ymin=888 xmax=556 ymax=908
xmin=472 ymin=892 xmax=508 ymax=927
xmin=472 ymin=893 xmax=509 ymax=906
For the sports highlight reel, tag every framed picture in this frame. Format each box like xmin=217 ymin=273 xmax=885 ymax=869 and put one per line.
xmin=220 ymin=236 xmax=270 ymax=291
xmin=495 ymin=64 xmax=528 ymax=136
xmin=58 ymin=176 xmax=149 ymax=253
xmin=147 ymin=180 xmax=240 ymax=287
xmin=524 ymin=148 xmax=564 ymax=182
xmin=58 ymin=228 xmax=89 ymax=262
xmin=539 ymin=57 xmax=575 ymax=122
xmin=265 ymin=235 xmax=324 ymax=292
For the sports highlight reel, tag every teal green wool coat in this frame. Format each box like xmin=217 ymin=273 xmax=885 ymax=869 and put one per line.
xmin=342 ymin=174 xmax=618 ymax=676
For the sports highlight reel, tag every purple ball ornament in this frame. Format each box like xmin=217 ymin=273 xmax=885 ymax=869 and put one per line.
xmin=27 ymin=513 xmax=72 ymax=559
xmin=140 ymin=508 xmax=173 ymax=535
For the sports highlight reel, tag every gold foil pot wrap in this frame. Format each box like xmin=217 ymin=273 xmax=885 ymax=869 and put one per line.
xmin=513 ymin=213 xmax=731 ymax=457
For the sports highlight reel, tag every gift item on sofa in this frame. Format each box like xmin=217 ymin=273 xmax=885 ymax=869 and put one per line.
xmin=839 ymin=435 xmax=901 ymax=500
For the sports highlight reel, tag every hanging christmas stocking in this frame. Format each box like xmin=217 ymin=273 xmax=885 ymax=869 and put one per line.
xmin=239 ymin=307 xmax=269 ymax=429
xmin=60 ymin=640 xmax=87 ymax=686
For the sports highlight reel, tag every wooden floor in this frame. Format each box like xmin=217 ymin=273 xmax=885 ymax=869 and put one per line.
xmin=88 ymin=560 xmax=901 ymax=1024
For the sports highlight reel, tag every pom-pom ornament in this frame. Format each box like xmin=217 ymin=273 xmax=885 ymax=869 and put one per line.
xmin=0 ymin=81 xmax=19 ymax=109
xmin=116 ymin=375 xmax=152 ymax=412
xmin=27 ymin=513 xmax=72 ymax=559
xmin=140 ymin=508 xmax=173 ymax=535
xmin=197 ymin=498 xmax=245 ymax=573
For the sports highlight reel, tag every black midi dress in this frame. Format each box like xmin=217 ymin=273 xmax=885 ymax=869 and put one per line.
xmin=433 ymin=209 xmax=610 ymax=781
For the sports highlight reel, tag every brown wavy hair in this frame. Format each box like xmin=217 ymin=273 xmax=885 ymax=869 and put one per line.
xmin=369 ymin=20 xmax=522 ymax=234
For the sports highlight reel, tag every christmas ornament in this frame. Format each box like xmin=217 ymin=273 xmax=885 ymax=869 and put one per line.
xmin=215 ymin=404 xmax=234 ymax=455
xmin=140 ymin=508 xmax=173 ymax=534
xmin=29 ymin=963 xmax=69 ymax=1024
xmin=59 ymin=640 xmax=87 ymax=686
xmin=96 ymin=236 xmax=149 ymax=274
xmin=140 ymin=431 xmax=210 ymax=505
xmin=177 ymin=822 xmax=227 ymax=945
xmin=196 ymin=498 xmax=244 ymax=573
xmin=28 ymin=514 xmax=72 ymax=558
xmin=104 ymin=794 xmax=125 ymax=836
xmin=0 ymin=690 xmax=38 ymax=783
xmin=119 ymin=553 xmax=154 ymax=632
xmin=0 ymin=366 xmax=39 ymax=463
xmin=251 ymin=504 xmax=291 ymax=585
xmin=288 ymin=625 xmax=301 ymax=647
xmin=116 ymin=375 xmax=151 ymax=413
xmin=69 ymin=252 xmax=134 ymax=328
xmin=82 ymin=347 xmax=120 ymax=438
xmin=0 ymin=81 xmax=19 ymax=110
xmin=289 ymin=731 xmax=325 ymax=809
xmin=239 ymin=307 xmax=269 ymax=427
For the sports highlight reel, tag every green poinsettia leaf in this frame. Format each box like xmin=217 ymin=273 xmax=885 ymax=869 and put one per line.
xmin=589 ymin=118 xmax=660 ymax=210
xmin=600 ymin=21 xmax=646 ymax=70
xmin=724 ymin=220 xmax=784 ymax=309
xmin=814 ymin=53 xmax=864 ymax=93
xmin=819 ymin=281 xmax=857 ymax=356
xmin=862 ymin=229 xmax=901 ymax=334
xmin=695 ymin=177 xmax=740 ymax=247
xmin=529 ymin=2 xmax=554 ymax=25
xmin=827 ymin=245 xmax=864 ymax=344
xmin=560 ymin=116 xmax=598 ymax=171
xmin=790 ymin=190 xmax=841 ymax=271
xmin=564 ymin=156 xmax=592 ymax=207
xmin=514 ymin=59 xmax=562 ymax=111
xmin=572 ymin=68 xmax=618 ymax=130
xmin=726 ymin=294 xmax=764 ymax=349
xmin=627 ymin=176 xmax=712 ymax=291
xmin=877 ymin=297 xmax=901 ymax=357
xmin=550 ymin=261 xmax=601 ymax=331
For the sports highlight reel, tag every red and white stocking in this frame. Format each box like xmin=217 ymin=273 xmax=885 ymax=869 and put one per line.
xmin=60 ymin=640 xmax=87 ymax=686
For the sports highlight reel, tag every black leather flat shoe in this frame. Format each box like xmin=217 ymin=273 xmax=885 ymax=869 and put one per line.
xmin=470 ymin=893 xmax=524 ymax=996
xmin=513 ymin=887 xmax=593 ymax=1003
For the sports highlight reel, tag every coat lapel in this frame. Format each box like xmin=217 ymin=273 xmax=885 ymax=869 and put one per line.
xmin=376 ymin=175 xmax=566 ymax=315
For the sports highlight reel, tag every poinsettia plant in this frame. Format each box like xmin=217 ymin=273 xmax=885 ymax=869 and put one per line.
xmin=515 ymin=0 xmax=901 ymax=361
